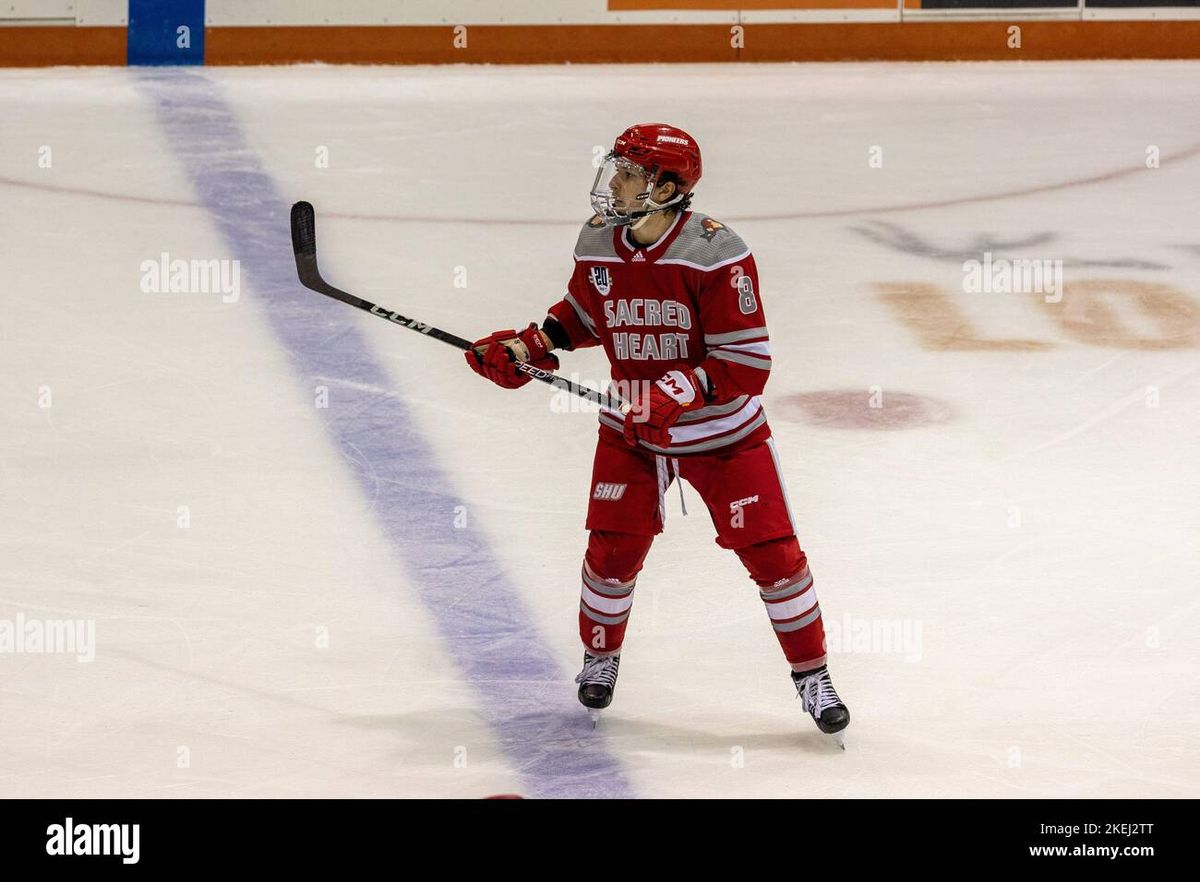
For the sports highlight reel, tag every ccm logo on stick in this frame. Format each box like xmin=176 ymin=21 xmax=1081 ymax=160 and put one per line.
xmin=369 ymin=305 xmax=430 ymax=332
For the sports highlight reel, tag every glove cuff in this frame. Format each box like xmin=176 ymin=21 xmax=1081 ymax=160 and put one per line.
xmin=655 ymin=369 xmax=701 ymax=408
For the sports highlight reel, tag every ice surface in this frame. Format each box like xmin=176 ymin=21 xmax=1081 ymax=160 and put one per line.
xmin=0 ymin=62 xmax=1197 ymax=797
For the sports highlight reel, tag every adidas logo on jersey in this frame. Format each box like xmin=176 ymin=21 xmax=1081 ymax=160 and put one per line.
xmin=593 ymin=482 xmax=628 ymax=501
xmin=632 ymin=251 xmax=645 ymax=262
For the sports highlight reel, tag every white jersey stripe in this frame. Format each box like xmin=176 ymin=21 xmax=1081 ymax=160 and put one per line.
xmin=599 ymin=406 xmax=769 ymax=455
xmin=669 ymin=401 xmax=761 ymax=444
xmin=677 ymin=394 xmax=750 ymax=423
xmin=600 ymin=397 xmax=761 ymax=444
xmin=710 ymin=349 xmax=772 ymax=369
xmin=712 ymin=340 xmax=771 ymax=358
xmin=704 ymin=327 xmax=769 ymax=345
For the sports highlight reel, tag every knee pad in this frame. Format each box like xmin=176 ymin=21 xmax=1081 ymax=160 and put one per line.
xmin=735 ymin=535 xmax=808 ymax=587
xmin=585 ymin=530 xmax=654 ymax=583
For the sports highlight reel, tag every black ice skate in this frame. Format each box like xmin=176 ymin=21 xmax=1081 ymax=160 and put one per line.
xmin=575 ymin=651 xmax=620 ymax=726
xmin=791 ymin=665 xmax=850 ymax=748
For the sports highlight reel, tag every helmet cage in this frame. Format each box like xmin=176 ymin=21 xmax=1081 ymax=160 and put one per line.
xmin=590 ymin=151 xmax=688 ymax=227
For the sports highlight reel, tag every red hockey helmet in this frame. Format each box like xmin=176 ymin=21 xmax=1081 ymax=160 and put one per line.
xmin=591 ymin=123 xmax=702 ymax=227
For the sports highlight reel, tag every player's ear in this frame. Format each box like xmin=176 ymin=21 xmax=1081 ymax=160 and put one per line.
xmin=654 ymin=179 xmax=675 ymax=202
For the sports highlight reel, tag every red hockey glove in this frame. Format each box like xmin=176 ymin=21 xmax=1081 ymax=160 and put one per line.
xmin=466 ymin=323 xmax=559 ymax=389
xmin=623 ymin=368 xmax=705 ymax=448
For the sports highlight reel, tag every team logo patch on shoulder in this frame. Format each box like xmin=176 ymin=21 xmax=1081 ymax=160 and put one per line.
xmin=700 ymin=218 xmax=726 ymax=242
xmin=590 ymin=266 xmax=613 ymax=296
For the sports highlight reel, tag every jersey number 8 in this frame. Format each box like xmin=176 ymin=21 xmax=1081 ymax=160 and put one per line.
xmin=731 ymin=265 xmax=757 ymax=315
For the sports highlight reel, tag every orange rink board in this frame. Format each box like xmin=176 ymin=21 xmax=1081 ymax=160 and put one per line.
xmin=0 ymin=27 xmax=126 ymax=66
xmin=2 ymin=18 xmax=1199 ymax=66
xmin=202 ymin=21 xmax=1200 ymax=65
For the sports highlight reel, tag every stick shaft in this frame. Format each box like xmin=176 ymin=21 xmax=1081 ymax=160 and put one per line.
xmin=289 ymin=201 xmax=627 ymax=412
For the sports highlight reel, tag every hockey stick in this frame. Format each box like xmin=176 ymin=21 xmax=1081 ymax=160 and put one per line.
xmin=289 ymin=201 xmax=628 ymax=412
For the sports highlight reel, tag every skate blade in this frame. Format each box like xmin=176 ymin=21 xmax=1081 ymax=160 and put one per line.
xmin=829 ymin=730 xmax=846 ymax=750
xmin=588 ymin=709 xmax=603 ymax=729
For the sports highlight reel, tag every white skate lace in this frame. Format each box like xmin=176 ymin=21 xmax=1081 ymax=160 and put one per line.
xmin=796 ymin=668 xmax=842 ymax=717
xmin=575 ymin=653 xmax=620 ymax=688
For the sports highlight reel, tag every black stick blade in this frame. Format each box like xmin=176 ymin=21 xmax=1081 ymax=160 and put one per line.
xmin=291 ymin=201 xmax=316 ymax=258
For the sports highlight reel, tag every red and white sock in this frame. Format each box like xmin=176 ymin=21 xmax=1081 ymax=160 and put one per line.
xmin=759 ymin=564 xmax=828 ymax=671
xmin=578 ymin=560 xmax=636 ymax=656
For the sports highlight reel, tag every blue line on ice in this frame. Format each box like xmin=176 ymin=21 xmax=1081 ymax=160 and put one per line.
xmin=140 ymin=69 xmax=633 ymax=799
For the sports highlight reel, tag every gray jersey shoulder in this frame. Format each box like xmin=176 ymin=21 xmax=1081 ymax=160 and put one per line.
xmin=574 ymin=216 xmax=618 ymax=260
xmin=659 ymin=212 xmax=751 ymax=269
xmin=573 ymin=212 xmax=751 ymax=266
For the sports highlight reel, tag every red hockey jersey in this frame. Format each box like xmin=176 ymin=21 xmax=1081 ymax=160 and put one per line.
xmin=545 ymin=210 xmax=773 ymax=456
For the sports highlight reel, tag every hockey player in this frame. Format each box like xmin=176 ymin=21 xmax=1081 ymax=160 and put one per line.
xmin=466 ymin=124 xmax=849 ymax=743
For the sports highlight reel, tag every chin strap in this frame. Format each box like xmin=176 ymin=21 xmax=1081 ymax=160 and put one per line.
xmin=628 ymin=183 xmax=691 ymax=229
xmin=629 ymin=195 xmax=685 ymax=231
